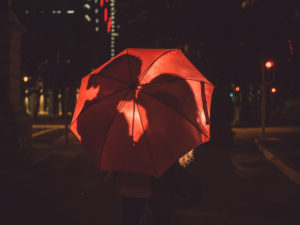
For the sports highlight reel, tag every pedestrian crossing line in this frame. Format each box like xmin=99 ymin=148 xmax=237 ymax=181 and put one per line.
xmin=32 ymin=128 xmax=60 ymax=138
xmin=32 ymin=124 xmax=65 ymax=129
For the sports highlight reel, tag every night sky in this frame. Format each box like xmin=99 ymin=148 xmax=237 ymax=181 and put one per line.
xmin=11 ymin=0 xmax=300 ymax=94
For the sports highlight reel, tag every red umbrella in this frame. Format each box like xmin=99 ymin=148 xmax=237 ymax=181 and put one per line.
xmin=70 ymin=48 xmax=214 ymax=177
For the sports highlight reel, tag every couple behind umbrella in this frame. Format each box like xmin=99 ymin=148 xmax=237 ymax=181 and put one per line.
xmin=70 ymin=48 xmax=214 ymax=225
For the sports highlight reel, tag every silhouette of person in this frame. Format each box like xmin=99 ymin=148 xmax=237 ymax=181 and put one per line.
xmin=137 ymin=73 xmax=202 ymax=225
xmin=75 ymin=54 xmax=203 ymax=225
xmin=76 ymin=54 xmax=151 ymax=225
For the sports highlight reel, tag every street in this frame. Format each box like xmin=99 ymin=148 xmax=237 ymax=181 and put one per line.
xmin=1 ymin=124 xmax=300 ymax=225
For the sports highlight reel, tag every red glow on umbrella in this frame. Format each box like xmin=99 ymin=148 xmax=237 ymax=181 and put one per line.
xmin=104 ymin=8 xmax=108 ymax=21
xmin=70 ymin=49 xmax=214 ymax=177
xmin=100 ymin=0 xmax=104 ymax=7
xmin=107 ymin=17 xmax=111 ymax=33
xmin=117 ymin=99 xmax=148 ymax=146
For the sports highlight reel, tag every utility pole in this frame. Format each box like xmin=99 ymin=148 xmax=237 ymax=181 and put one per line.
xmin=261 ymin=59 xmax=275 ymax=138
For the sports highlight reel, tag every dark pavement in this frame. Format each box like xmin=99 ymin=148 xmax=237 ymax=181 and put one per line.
xmin=1 ymin=121 xmax=300 ymax=225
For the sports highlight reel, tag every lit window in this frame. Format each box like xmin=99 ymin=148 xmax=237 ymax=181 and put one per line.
xmin=95 ymin=18 xmax=99 ymax=23
xmin=85 ymin=14 xmax=92 ymax=21
xmin=67 ymin=10 xmax=75 ymax=14
xmin=95 ymin=8 xmax=99 ymax=14
xmin=84 ymin=3 xmax=91 ymax=10
xmin=95 ymin=27 xmax=99 ymax=32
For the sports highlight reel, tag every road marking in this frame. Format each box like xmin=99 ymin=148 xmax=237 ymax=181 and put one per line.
xmin=32 ymin=128 xmax=60 ymax=138
xmin=32 ymin=124 xmax=66 ymax=129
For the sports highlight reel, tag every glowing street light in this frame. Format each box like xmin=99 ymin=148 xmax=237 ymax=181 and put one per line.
xmin=23 ymin=76 xmax=29 ymax=83
xmin=265 ymin=60 xmax=274 ymax=69
xmin=271 ymin=87 xmax=277 ymax=93
xmin=235 ymin=86 xmax=240 ymax=92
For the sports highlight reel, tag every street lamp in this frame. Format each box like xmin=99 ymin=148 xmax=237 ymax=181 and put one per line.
xmin=263 ymin=60 xmax=275 ymax=84
xmin=23 ymin=75 xmax=29 ymax=83
xmin=271 ymin=87 xmax=277 ymax=93
xmin=261 ymin=59 xmax=275 ymax=138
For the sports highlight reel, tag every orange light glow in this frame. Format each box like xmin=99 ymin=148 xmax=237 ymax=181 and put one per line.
xmin=265 ymin=60 xmax=274 ymax=69
xmin=235 ymin=86 xmax=240 ymax=92
xmin=271 ymin=87 xmax=277 ymax=93
xmin=23 ymin=76 xmax=29 ymax=82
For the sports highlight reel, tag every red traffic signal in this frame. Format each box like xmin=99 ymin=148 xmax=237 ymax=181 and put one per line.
xmin=265 ymin=60 xmax=274 ymax=69
xmin=263 ymin=59 xmax=275 ymax=83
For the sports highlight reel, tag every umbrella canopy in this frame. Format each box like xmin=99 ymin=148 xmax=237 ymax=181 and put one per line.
xmin=70 ymin=48 xmax=214 ymax=177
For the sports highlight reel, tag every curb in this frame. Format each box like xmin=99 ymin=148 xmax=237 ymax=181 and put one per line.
xmin=254 ymin=138 xmax=300 ymax=185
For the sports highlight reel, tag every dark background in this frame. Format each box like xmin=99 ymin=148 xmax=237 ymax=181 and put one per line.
xmin=11 ymin=0 xmax=300 ymax=123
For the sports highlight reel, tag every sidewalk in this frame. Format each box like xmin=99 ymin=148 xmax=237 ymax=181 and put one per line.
xmin=255 ymin=137 xmax=300 ymax=185
xmin=1 ymin=128 xmax=300 ymax=225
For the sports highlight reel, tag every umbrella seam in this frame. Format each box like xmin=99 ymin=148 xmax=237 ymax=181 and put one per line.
xmin=140 ymin=78 xmax=213 ymax=88
xmin=132 ymin=94 xmax=136 ymax=145
xmin=139 ymin=90 xmax=208 ymax=138
xmin=96 ymin=90 xmax=132 ymax=168
xmin=70 ymin=88 xmax=129 ymax=127
xmin=201 ymin=81 xmax=210 ymax=125
xmin=135 ymin=100 xmax=159 ymax=176
xmin=138 ymin=49 xmax=176 ymax=83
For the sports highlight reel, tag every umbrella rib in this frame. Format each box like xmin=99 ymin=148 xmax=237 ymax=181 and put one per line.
xmin=142 ymin=78 xmax=213 ymax=87
xmin=139 ymin=90 xmax=208 ymax=138
xmin=201 ymin=81 xmax=211 ymax=125
xmin=132 ymin=95 xmax=136 ymax=144
xmin=96 ymin=90 xmax=132 ymax=166
xmin=135 ymin=101 xmax=159 ymax=176
xmin=138 ymin=49 xmax=175 ymax=83
xmin=71 ymin=87 xmax=129 ymax=127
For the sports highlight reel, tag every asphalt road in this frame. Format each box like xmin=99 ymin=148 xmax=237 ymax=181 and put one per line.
xmin=1 ymin=125 xmax=299 ymax=225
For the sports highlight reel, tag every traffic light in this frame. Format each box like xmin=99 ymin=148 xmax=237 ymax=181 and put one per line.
xmin=270 ymin=87 xmax=277 ymax=93
xmin=263 ymin=60 xmax=275 ymax=83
